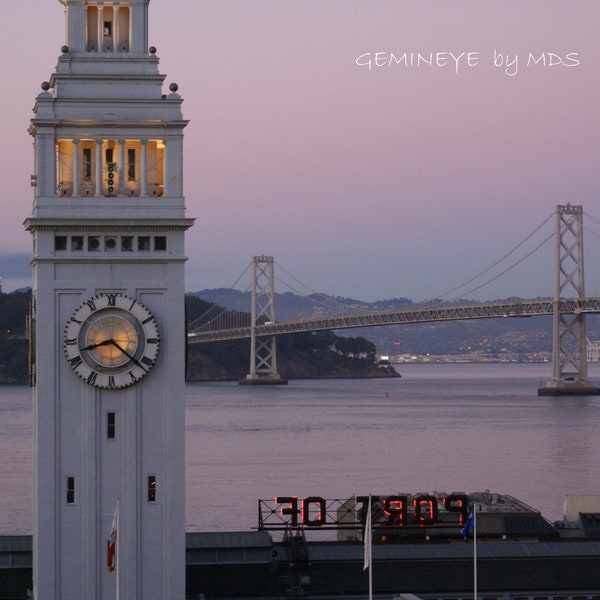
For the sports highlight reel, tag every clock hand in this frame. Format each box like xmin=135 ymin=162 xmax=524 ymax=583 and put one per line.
xmin=81 ymin=338 xmax=114 ymax=352
xmin=108 ymin=339 xmax=149 ymax=372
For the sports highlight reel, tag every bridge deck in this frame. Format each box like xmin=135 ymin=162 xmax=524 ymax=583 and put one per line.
xmin=188 ymin=297 xmax=600 ymax=343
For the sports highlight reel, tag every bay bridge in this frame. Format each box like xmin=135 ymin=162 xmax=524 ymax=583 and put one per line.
xmin=188 ymin=205 xmax=600 ymax=395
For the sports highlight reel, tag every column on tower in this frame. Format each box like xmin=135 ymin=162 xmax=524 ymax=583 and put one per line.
xmin=140 ymin=140 xmax=148 ymax=196
xmin=117 ymin=140 xmax=125 ymax=195
xmin=97 ymin=6 xmax=104 ymax=52
xmin=113 ymin=7 xmax=120 ymax=52
xmin=95 ymin=139 xmax=103 ymax=196
xmin=163 ymin=134 xmax=184 ymax=198
xmin=36 ymin=132 xmax=55 ymax=197
xmin=72 ymin=139 xmax=80 ymax=196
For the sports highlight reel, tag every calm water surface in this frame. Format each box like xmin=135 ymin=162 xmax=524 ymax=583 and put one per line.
xmin=2 ymin=363 xmax=600 ymax=536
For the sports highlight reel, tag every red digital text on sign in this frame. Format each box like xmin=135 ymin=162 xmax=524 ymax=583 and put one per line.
xmin=272 ymin=494 xmax=469 ymax=528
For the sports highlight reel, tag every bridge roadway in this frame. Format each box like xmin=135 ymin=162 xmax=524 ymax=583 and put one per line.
xmin=188 ymin=297 xmax=600 ymax=343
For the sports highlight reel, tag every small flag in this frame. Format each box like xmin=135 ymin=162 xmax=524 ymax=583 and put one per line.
xmin=461 ymin=508 xmax=475 ymax=536
xmin=108 ymin=500 xmax=118 ymax=572
xmin=363 ymin=495 xmax=372 ymax=571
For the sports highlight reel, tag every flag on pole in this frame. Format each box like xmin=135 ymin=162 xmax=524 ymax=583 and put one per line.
xmin=363 ymin=495 xmax=372 ymax=571
xmin=108 ymin=499 xmax=118 ymax=572
xmin=461 ymin=508 xmax=475 ymax=536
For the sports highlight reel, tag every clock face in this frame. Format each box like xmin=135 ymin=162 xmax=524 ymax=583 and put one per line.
xmin=64 ymin=294 xmax=160 ymax=389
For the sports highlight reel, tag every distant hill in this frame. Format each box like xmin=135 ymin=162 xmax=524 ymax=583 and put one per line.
xmin=190 ymin=288 xmax=412 ymax=322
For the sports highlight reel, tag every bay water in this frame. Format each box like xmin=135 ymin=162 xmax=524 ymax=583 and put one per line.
xmin=2 ymin=363 xmax=599 ymax=537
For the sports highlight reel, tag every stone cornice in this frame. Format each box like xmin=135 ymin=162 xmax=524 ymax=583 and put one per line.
xmin=24 ymin=218 xmax=195 ymax=231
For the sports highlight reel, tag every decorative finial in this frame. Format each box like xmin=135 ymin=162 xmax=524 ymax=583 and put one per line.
xmin=41 ymin=82 xmax=50 ymax=91
xmin=169 ymin=83 xmax=179 ymax=93
xmin=149 ymin=46 xmax=157 ymax=54
xmin=61 ymin=45 xmax=69 ymax=54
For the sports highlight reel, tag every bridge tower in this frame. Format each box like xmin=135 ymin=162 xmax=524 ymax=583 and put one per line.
xmin=538 ymin=204 xmax=600 ymax=396
xmin=240 ymin=256 xmax=287 ymax=385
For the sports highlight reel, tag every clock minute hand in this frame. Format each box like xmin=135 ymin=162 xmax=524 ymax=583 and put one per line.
xmin=109 ymin=339 xmax=148 ymax=372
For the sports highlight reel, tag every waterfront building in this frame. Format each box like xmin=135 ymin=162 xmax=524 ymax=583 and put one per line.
xmin=24 ymin=1 xmax=193 ymax=598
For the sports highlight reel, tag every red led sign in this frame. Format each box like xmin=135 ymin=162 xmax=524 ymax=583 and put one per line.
xmin=259 ymin=494 xmax=469 ymax=531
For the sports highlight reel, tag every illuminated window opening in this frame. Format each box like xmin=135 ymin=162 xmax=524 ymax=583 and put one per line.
xmin=66 ymin=477 xmax=75 ymax=504
xmin=147 ymin=140 xmax=165 ymax=197
xmin=56 ymin=140 xmax=74 ymax=197
xmin=117 ymin=7 xmax=130 ymax=51
xmin=127 ymin=148 xmax=136 ymax=180
xmin=83 ymin=148 xmax=92 ymax=180
xmin=147 ymin=476 xmax=156 ymax=502
xmin=86 ymin=7 xmax=99 ymax=51
xmin=102 ymin=15 xmax=113 ymax=52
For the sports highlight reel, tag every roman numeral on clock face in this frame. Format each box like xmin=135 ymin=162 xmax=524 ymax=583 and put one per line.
xmin=68 ymin=355 xmax=83 ymax=368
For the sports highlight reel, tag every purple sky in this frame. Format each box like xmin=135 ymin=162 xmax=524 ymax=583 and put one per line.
xmin=2 ymin=1 xmax=599 ymax=300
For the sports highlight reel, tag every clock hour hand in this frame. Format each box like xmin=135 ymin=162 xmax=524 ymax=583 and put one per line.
xmin=81 ymin=338 xmax=114 ymax=352
xmin=108 ymin=339 xmax=148 ymax=372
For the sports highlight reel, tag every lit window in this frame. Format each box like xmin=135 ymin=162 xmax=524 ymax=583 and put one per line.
xmin=83 ymin=148 xmax=92 ymax=180
xmin=147 ymin=476 xmax=156 ymax=502
xmin=128 ymin=149 xmax=136 ymax=180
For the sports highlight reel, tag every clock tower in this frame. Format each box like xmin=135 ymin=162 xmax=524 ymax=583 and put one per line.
xmin=24 ymin=1 xmax=193 ymax=599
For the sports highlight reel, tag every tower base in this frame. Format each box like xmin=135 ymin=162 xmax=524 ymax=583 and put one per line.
xmin=538 ymin=380 xmax=600 ymax=396
xmin=239 ymin=374 xmax=288 ymax=386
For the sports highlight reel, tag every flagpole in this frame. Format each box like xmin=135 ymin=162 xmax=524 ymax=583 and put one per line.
xmin=461 ymin=503 xmax=477 ymax=600
xmin=116 ymin=497 xmax=120 ymax=600
xmin=363 ymin=495 xmax=373 ymax=600
xmin=473 ymin=504 xmax=477 ymax=600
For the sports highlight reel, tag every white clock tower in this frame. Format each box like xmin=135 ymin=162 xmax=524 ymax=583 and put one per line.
xmin=24 ymin=1 xmax=193 ymax=599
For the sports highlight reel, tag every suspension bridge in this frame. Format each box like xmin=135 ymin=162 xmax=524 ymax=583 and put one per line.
xmin=188 ymin=205 xmax=600 ymax=395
